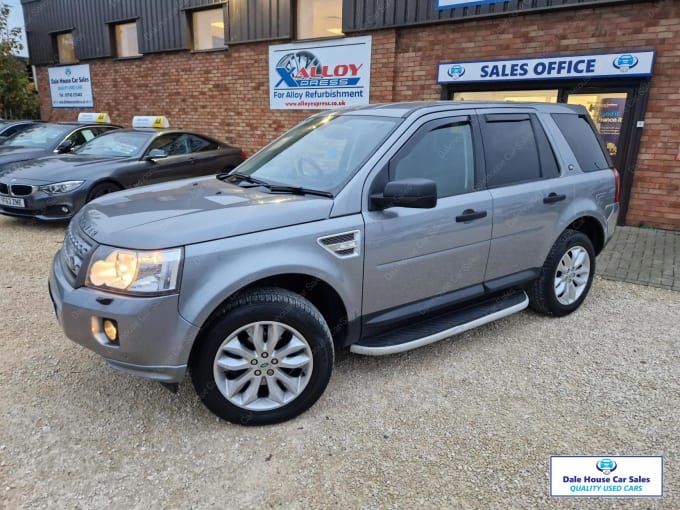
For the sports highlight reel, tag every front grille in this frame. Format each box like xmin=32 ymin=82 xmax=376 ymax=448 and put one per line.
xmin=0 ymin=183 xmax=8 ymax=195
xmin=62 ymin=223 xmax=93 ymax=276
xmin=10 ymin=184 xmax=34 ymax=196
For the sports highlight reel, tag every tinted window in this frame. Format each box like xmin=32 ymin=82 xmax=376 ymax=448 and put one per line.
xmin=483 ymin=116 xmax=541 ymax=187
xmin=391 ymin=122 xmax=475 ymax=198
xmin=552 ymin=113 xmax=610 ymax=172
xmin=185 ymin=134 xmax=218 ymax=152
xmin=149 ymin=134 xmax=189 ymax=156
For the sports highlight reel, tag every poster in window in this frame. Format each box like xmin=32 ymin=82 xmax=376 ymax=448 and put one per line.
xmin=597 ymin=98 xmax=626 ymax=157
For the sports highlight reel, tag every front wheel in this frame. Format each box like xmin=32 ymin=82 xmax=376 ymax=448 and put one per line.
xmin=191 ymin=287 xmax=334 ymax=425
xmin=528 ymin=229 xmax=595 ymax=316
xmin=87 ymin=181 xmax=122 ymax=201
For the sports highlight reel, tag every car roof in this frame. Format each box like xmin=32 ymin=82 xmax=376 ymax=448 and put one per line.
xmin=54 ymin=122 xmax=120 ymax=128
xmin=108 ymin=128 xmax=205 ymax=136
xmin=333 ymin=101 xmax=583 ymax=118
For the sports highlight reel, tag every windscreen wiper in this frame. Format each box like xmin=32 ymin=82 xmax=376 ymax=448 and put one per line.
xmin=217 ymin=171 xmax=269 ymax=187
xmin=218 ymin=172 xmax=333 ymax=198
xmin=267 ymin=185 xmax=334 ymax=199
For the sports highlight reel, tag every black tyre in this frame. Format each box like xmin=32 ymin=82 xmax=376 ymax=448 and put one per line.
xmin=528 ymin=229 xmax=596 ymax=317
xmin=87 ymin=181 xmax=122 ymax=201
xmin=191 ymin=287 xmax=334 ymax=425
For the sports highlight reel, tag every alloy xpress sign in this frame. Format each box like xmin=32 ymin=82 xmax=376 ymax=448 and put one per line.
xmin=437 ymin=51 xmax=655 ymax=84
xmin=269 ymin=36 xmax=371 ymax=110
xmin=48 ymin=64 xmax=94 ymax=108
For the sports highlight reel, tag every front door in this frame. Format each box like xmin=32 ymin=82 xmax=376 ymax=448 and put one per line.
xmin=362 ymin=115 xmax=492 ymax=329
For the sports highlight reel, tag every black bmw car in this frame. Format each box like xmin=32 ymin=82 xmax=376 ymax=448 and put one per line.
xmin=0 ymin=121 xmax=120 ymax=168
xmin=0 ymin=128 xmax=246 ymax=221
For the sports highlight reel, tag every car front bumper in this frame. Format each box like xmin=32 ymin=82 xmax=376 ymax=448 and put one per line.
xmin=48 ymin=250 xmax=200 ymax=383
xmin=0 ymin=187 xmax=89 ymax=221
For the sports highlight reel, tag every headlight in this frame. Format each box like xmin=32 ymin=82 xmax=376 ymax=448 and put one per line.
xmin=40 ymin=180 xmax=84 ymax=194
xmin=86 ymin=246 xmax=182 ymax=295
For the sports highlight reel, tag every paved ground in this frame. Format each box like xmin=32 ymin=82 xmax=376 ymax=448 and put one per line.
xmin=0 ymin=216 xmax=678 ymax=509
xmin=598 ymin=226 xmax=680 ymax=292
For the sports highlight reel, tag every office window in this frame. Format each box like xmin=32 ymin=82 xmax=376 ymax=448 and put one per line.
xmin=297 ymin=0 xmax=343 ymax=39
xmin=115 ymin=22 xmax=141 ymax=58
xmin=192 ymin=8 xmax=225 ymax=50
xmin=56 ymin=32 xmax=76 ymax=63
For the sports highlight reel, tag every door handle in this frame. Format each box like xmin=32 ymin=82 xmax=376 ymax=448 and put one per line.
xmin=456 ymin=209 xmax=487 ymax=222
xmin=543 ymin=192 xmax=566 ymax=204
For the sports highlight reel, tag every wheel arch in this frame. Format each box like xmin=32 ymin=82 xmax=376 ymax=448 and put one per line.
xmin=86 ymin=178 xmax=124 ymax=200
xmin=189 ymin=273 xmax=351 ymax=368
xmin=565 ymin=215 xmax=606 ymax=255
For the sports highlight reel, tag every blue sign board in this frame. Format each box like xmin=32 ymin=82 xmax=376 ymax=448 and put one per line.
xmin=437 ymin=51 xmax=655 ymax=84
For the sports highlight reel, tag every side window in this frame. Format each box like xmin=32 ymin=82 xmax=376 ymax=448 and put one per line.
xmin=148 ymin=134 xmax=188 ymax=156
xmin=185 ymin=134 xmax=218 ymax=153
xmin=390 ymin=121 xmax=475 ymax=198
xmin=80 ymin=129 xmax=96 ymax=143
xmin=65 ymin=130 xmax=87 ymax=148
xmin=92 ymin=126 xmax=117 ymax=136
xmin=482 ymin=114 xmax=544 ymax=187
xmin=552 ymin=113 xmax=611 ymax=172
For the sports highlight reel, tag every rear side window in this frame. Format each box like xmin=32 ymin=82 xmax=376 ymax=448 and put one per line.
xmin=482 ymin=114 xmax=542 ymax=187
xmin=551 ymin=113 xmax=610 ymax=172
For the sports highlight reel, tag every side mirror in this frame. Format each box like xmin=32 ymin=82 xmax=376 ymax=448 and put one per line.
xmin=146 ymin=148 xmax=168 ymax=161
xmin=371 ymin=178 xmax=437 ymax=210
xmin=0 ymin=136 xmax=8 ymax=145
xmin=56 ymin=139 xmax=75 ymax=153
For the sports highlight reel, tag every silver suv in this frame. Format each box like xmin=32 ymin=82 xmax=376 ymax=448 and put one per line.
xmin=49 ymin=102 xmax=619 ymax=425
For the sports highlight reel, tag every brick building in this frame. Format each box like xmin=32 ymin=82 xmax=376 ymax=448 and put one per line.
xmin=22 ymin=0 xmax=680 ymax=229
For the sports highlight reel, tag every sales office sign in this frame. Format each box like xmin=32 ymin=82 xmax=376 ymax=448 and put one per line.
xmin=550 ymin=456 xmax=663 ymax=497
xmin=437 ymin=51 xmax=655 ymax=84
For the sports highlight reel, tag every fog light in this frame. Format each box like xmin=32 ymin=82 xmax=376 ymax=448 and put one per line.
xmin=103 ymin=319 xmax=118 ymax=342
xmin=61 ymin=206 xmax=69 ymax=214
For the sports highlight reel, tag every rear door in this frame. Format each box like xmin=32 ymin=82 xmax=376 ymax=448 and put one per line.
xmin=141 ymin=133 xmax=196 ymax=183
xmin=183 ymin=134 xmax=240 ymax=175
xmin=479 ymin=110 xmax=572 ymax=282
xmin=362 ymin=114 xmax=493 ymax=325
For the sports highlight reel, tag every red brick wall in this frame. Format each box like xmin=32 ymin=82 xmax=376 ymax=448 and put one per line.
xmin=35 ymin=1 xmax=680 ymax=229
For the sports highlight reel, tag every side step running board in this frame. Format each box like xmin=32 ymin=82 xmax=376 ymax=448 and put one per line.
xmin=351 ymin=291 xmax=529 ymax=356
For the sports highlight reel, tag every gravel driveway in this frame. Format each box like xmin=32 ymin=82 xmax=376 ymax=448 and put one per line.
xmin=1 ymin=216 xmax=678 ymax=509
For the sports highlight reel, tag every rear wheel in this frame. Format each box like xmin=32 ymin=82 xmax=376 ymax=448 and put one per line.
xmin=191 ymin=287 xmax=334 ymax=425
xmin=87 ymin=181 xmax=122 ymax=201
xmin=528 ymin=229 xmax=595 ymax=316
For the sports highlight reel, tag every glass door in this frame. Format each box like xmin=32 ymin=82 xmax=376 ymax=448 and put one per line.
xmin=454 ymin=89 xmax=559 ymax=103
xmin=566 ymin=92 xmax=628 ymax=168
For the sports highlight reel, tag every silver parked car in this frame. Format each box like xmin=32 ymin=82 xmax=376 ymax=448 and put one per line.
xmin=49 ymin=102 xmax=619 ymax=425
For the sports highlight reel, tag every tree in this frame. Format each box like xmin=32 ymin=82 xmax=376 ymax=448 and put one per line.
xmin=0 ymin=3 xmax=38 ymax=119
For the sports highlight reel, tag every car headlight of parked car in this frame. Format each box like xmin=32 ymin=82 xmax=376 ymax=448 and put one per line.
xmin=40 ymin=180 xmax=85 ymax=194
xmin=86 ymin=247 xmax=183 ymax=294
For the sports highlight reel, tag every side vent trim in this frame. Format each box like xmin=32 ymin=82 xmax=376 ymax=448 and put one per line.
xmin=317 ymin=230 xmax=361 ymax=259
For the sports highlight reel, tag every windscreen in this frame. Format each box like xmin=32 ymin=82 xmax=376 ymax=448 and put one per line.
xmin=76 ymin=131 xmax=153 ymax=157
xmin=3 ymin=123 xmax=72 ymax=149
xmin=234 ymin=114 xmax=400 ymax=193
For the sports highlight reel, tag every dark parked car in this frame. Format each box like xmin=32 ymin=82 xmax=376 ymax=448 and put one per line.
xmin=0 ymin=128 xmax=246 ymax=220
xmin=0 ymin=122 xmax=120 ymax=169
xmin=0 ymin=120 xmax=39 ymax=143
